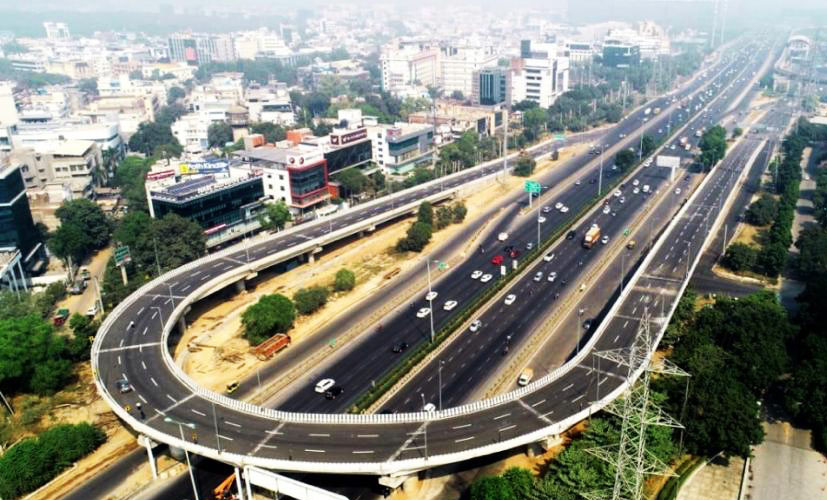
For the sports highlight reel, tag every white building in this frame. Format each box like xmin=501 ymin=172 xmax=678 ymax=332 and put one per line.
xmin=245 ymin=82 xmax=294 ymax=126
xmin=171 ymin=113 xmax=210 ymax=154
xmin=368 ymin=122 xmax=434 ymax=175
xmin=380 ymin=40 xmax=441 ymax=93
xmin=11 ymin=120 xmax=122 ymax=156
xmin=510 ymin=40 xmax=570 ymax=108
xmin=0 ymin=82 xmax=18 ymax=128
xmin=440 ymin=47 xmax=499 ymax=98
xmin=43 ymin=22 xmax=70 ymax=41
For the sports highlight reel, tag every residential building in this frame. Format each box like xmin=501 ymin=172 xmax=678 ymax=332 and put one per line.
xmin=80 ymin=96 xmax=157 ymax=135
xmin=12 ymin=140 xmax=102 ymax=199
xmin=10 ymin=120 xmax=123 ymax=158
xmin=245 ymin=82 xmax=294 ymax=126
xmin=472 ymin=67 xmax=510 ymax=106
xmin=510 ymin=40 xmax=570 ymax=108
xmin=408 ymin=102 xmax=505 ymax=140
xmin=171 ymin=113 xmax=209 ymax=154
xmin=43 ymin=22 xmax=70 ymax=41
xmin=0 ymin=160 xmax=40 ymax=262
xmin=0 ymin=82 xmax=18 ymax=127
xmin=368 ymin=122 xmax=434 ymax=175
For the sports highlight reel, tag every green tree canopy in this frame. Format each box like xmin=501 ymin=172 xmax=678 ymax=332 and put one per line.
xmin=698 ymin=125 xmax=728 ymax=170
xmin=241 ymin=294 xmax=295 ymax=345
xmin=0 ymin=315 xmax=74 ymax=395
xmin=113 ymin=156 xmax=151 ymax=210
xmin=396 ymin=221 xmax=432 ymax=252
xmin=258 ymin=201 xmax=292 ymax=232
xmin=614 ymin=149 xmax=637 ymax=172
xmin=417 ymin=201 xmax=434 ymax=226
xmin=514 ymin=155 xmax=536 ymax=177
xmin=334 ymin=268 xmax=356 ymax=292
xmin=334 ymin=169 xmax=371 ymax=196
xmin=207 ymin=122 xmax=233 ymax=148
xmin=250 ymin=122 xmax=287 ymax=143
xmin=49 ymin=198 xmax=111 ymax=263
xmin=745 ymin=194 xmax=778 ymax=226
xmin=722 ymin=242 xmax=757 ymax=272
xmin=293 ymin=286 xmax=330 ymax=315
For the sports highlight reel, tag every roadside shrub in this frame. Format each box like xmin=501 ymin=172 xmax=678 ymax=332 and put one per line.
xmin=333 ymin=268 xmax=356 ymax=292
xmin=293 ymin=286 xmax=330 ymax=315
xmin=241 ymin=294 xmax=295 ymax=345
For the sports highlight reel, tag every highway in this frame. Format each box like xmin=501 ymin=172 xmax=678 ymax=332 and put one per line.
xmin=271 ymin=46 xmax=756 ymax=413
xmin=89 ymin=39 xmax=781 ymax=477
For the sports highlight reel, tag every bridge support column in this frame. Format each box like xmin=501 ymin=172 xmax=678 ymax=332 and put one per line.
xmin=234 ymin=466 xmax=245 ymax=500
xmin=307 ymin=252 xmax=315 ymax=264
xmin=138 ymin=435 xmax=158 ymax=479
xmin=235 ymin=279 xmax=246 ymax=293
xmin=177 ymin=316 xmax=187 ymax=336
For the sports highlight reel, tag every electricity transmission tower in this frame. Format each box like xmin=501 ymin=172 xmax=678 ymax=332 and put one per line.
xmin=584 ymin=307 xmax=689 ymax=500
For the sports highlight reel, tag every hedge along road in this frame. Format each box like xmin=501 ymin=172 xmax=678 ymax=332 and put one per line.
xmin=91 ymin=41 xmax=771 ymax=475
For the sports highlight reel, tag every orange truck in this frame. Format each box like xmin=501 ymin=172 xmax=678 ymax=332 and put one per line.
xmin=253 ymin=333 xmax=291 ymax=360
xmin=583 ymin=224 xmax=601 ymax=249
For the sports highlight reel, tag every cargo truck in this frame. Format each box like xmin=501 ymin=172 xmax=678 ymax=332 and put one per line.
xmin=583 ymin=224 xmax=601 ymax=249
xmin=253 ymin=333 xmax=291 ymax=360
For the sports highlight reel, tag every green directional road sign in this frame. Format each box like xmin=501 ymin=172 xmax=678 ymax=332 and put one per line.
xmin=524 ymin=180 xmax=542 ymax=194
xmin=553 ymin=133 xmax=565 ymax=141
xmin=434 ymin=260 xmax=448 ymax=271
xmin=114 ymin=245 xmax=131 ymax=266
xmin=624 ymin=228 xmax=631 ymax=237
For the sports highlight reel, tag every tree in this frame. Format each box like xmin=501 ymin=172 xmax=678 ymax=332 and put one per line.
xmin=334 ymin=169 xmax=371 ymax=196
xmin=614 ymin=149 xmax=637 ymax=172
xmin=451 ymin=202 xmax=467 ymax=223
xmin=167 ymin=86 xmax=186 ymax=105
xmin=469 ymin=475 xmax=514 ymax=500
xmin=77 ymin=78 xmax=98 ymax=96
xmin=795 ymin=225 xmax=827 ymax=276
xmin=450 ymin=90 xmax=464 ymax=100
xmin=113 ymin=156 xmax=151 ymax=211
xmin=641 ymin=134 xmax=656 ymax=157
xmin=756 ymin=241 xmax=787 ymax=277
xmin=732 ymin=127 xmax=744 ymax=138
xmin=397 ymin=221 xmax=432 ymax=252
xmin=522 ymin=107 xmax=546 ymax=142
xmin=1 ymin=40 xmax=27 ymax=55
xmin=293 ymin=286 xmax=330 ymax=315
xmin=745 ymin=194 xmax=778 ymax=226
xmin=512 ymin=100 xmax=538 ymax=112
xmin=250 ymin=122 xmax=287 ymax=143
xmin=50 ymin=199 xmax=111 ymax=263
xmin=258 ymin=201 xmax=292 ymax=232
xmin=698 ymin=125 xmax=728 ymax=169
xmin=241 ymin=294 xmax=295 ymax=345
xmin=502 ymin=468 xmax=535 ymax=499
xmin=151 ymin=214 xmax=206 ymax=271
xmin=513 ymin=155 xmax=536 ymax=177
xmin=435 ymin=206 xmax=453 ymax=230
xmin=207 ymin=122 xmax=233 ymax=148
xmin=0 ymin=315 xmax=74 ymax=396
xmin=722 ymin=242 xmax=757 ymax=272
xmin=334 ymin=268 xmax=356 ymax=292
xmin=417 ymin=201 xmax=434 ymax=226
xmin=128 ymin=121 xmax=182 ymax=157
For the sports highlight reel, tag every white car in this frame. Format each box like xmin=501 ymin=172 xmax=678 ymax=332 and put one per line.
xmin=423 ymin=403 xmax=436 ymax=412
xmin=633 ymin=179 xmax=640 ymax=186
xmin=480 ymin=274 xmax=493 ymax=283
xmin=498 ymin=232 xmax=509 ymax=241
xmin=633 ymin=187 xmax=640 ymax=194
xmin=533 ymin=271 xmax=543 ymax=282
xmin=526 ymin=242 xmax=534 ymax=251
xmin=603 ymin=205 xmax=611 ymax=215
xmin=315 ymin=378 xmax=335 ymax=393
xmin=86 ymin=304 xmax=98 ymax=317
xmin=542 ymin=206 xmax=552 ymax=213
xmin=417 ymin=307 xmax=431 ymax=318
xmin=471 ymin=270 xmax=483 ymax=279
xmin=443 ymin=300 xmax=458 ymax=311
xmin=554 ymin=202 xmax=564 ymax=210
xmin=560 ymin=206 xmax=569 ymax=213
xmin=543 ymin=252 xmax=555 ymax=262
xmin=601 ymin=235 xmax=610 ymax=245
xmin=613 ymin=190 xmax=621 ymax=198
xmin=504 ymin=294 xmax=517 ymax=305
xmin=575 ymin=179 xmax=582 ymax=185
xmin=547 ymin=272 xmax=557 ymax=282
xmin=538 ymin=216 xmax=547 ymax=223
xmin=619 ymin=197 xmax=625 ymax=204
xmin=469 ymin=319 xmax=482 ymax=332
xmin=675 ymin=188 xmax=682 ymax=195
xmin=425 ymin=291 xmax=438 ymax=301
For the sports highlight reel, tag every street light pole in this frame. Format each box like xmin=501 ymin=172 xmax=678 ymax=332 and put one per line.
xmin=598 ymin=148 xmax=604 ymax=196
xmin=164 ymin=418 xmax=199 ymax=500
xmin=426 ymin=259 xmax=435 ymax=343
xmin=151 ymin=306 xmax=164 ymax=331
xmin=438 ymin=361 xmax=444 ymax=411
xmin=420 ymin=393 xmax=429 ymax=459
xmin=211 ymin=401 xmax=221 ymax=453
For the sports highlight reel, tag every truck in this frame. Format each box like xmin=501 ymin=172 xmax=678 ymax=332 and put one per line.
xmin=653 ymin=107 xmax=661 ymax=114
xmin=583 ymin=224 xmax=601 ymax=249
xmin=679 ymin=136 xmax=689 ymax=146
xmin=252 ymin=333 xmax=291 ymax=360
xmin=52 ymin=308 xmax=70 ymax=327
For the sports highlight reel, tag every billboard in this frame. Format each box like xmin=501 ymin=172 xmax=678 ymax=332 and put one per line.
xmin=145 ymin=169 xmax=175 ymax=181
xmin=330 ymin=127 xmax=368 ymax=146
xmin=656 ymin=155 xmax=681 ymax=169
xmin=179 ymin=161 xmax=229 ymax=175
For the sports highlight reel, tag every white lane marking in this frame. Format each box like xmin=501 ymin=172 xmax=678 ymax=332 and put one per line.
xmin=614 ymin=335 xmax=620 ymax=343
xmin=225 ymin=421 xmax=241 ymax=428
xmin=259 ymin=444 xmax=277 ymax=449
xmin=137 ymin=307 xmax=145 ymax=315
xmin=499 ymin=425 xmax=517 ymax=432
xmin=99 ymin=342 xmax=162 ymax=353
xmin=562 ymin=383 xmax=574 ymax=392
xmin=455 ymin=436 xmax=475 ymax=443
xmin=138 ymin=394 xmax=147 ymax=403
xmin=531 ymin=399 xmax=546 ymax=407
xmin=190 ymin=270 xmax=201 ymax=277
xmin=309 ymin=433 xmax=330 ymax=437
xmin=493 ymin=413 xmax=510 ymax=420
xmin=623 ymin=320 xmax=629 ymax=329
xmin=142 ymin=327 xmax=148 ymax=336
xmin=452 ymin=424 xmax=472 ymax=430
xmin=118 ymin=356 xmax=121 ymax=365
xmin=357 ymin=434 xmax=379 ymax=438
xmin=572 ymin=395 xmax=585 ymax=403
xmin=141 ymin=361 xmax=147 ymax=370
xmin=218 ymin=434 xmax=234 ymax=441
xmin=152 ymin=311 xmax=158 ymax=319
xmin=119 ymin=339 xmax=124 ymax=347
xmin=403 ymin=445 xmax=425 ymax=451
xmin=599 ymin=376 xmax=608 ymax=386
xmin=352 ymin=450 xmax=374 ymax=454
xmin=166 ymin=394 xmax=176 ymax=403
xmin=304 ymin=449 xmax=326 ymax=453
xmin=192 ymin=409 xmax=206 ymax=416
xmin=151 ymin=377 xmax=158 ymax=387
xmin=180 ymin=285 xmax=191 ymax=292
xmin=201 ymin=274 xmax=210 ymax=281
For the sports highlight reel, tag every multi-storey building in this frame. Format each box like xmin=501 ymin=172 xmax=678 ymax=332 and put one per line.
xmin=236 ymin=147 xmax=330 ymax=214
xmin=440 ymin=47 xmax=499 ymax=98
xmin=472 ymin=67 xmax=510 ymax=106
xmin=510 ymin=40 xmax=570 ymax=108
xmin=368 ymin=122 xmax=434 ymax=175
xmin=245 ymin=82 xmax=295 ymax=126
xmin=43 ymin=22 xmax=70 ymax=41
xmin=380 ymin=40 xmax=440 ymax=93
xmin=0 ymin=160 xmax=40 ymax=261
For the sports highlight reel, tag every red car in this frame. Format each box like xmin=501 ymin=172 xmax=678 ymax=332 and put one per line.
xmin=491 ymin=255 xmax=504 ymax=265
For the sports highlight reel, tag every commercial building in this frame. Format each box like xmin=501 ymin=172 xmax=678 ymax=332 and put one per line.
xmin=380 ymin=40 xmax=440 ymax=93
xmin=10 ymin=120 xmax=123 ymax=158
xmin=0 ymin=161 xmax=40 ymax=264
xmin=472 ymin=67 xmax=510 ymax=106
xmin=565 ymin=42 xmax=595 ymax=63
xmin=245 ymin=82 xmax=294 ymax=126
xmin=12 ymin=140 xmax=102 ymax=200
xmin=369 ymin=122 xmax=434 ymax=175
xmin=171 ymin=113 xmax=210 ymax=154
xmin=510 ymin=40 xmax=570 ymax=108
xmin=408 ymin=103 xmax=504 ymax=140
xmin=440 ymin=47 xmax=499 ymax=97
xmin=43 ymin=22 xmax=70 ymax=41
xmin=602 ymin=41 xmax=641 ymax=68
xmin=168 ymin=33 xmax=237 ymax=65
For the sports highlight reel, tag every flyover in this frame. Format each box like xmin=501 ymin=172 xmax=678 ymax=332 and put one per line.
xmin=91 ymin=40 xmax=775 ymax=480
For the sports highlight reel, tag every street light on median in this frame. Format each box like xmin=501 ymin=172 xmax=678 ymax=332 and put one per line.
xmin=163 ymin=417 xmax=199 ymax=500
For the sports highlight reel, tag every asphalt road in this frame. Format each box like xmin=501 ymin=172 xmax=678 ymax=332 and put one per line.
xmin=88 ymin=39 xmax=777 ymax=477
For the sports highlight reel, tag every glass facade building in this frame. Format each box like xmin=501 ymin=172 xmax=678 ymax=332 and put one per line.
xmin=0 ymin=164 xmax=39 ymax=257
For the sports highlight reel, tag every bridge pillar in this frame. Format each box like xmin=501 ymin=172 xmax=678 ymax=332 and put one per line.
xmin=403 ymin=475 xmax=419 ymax=493
xmin=307 ymin=252 xmax=315 ymax=264
xmin=177 ymin=316 xmax=187 ymax=336
xmin=234 ymin=466 xmax=246 ymax=500
xmin=138 ymin=435 xmax=158 ymax=479
xmin=235 ymin=279 xmax=246 ymax=293
xmin=358 ymin=230 xmax=365 ymax=238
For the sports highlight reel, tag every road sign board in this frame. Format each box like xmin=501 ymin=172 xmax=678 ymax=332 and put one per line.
xmin=114 ymin=245 xmax=131 ymax=265
xmin=553 ymin=133 xmax=565 ymax=141
xmin=524 ymin=180 xmax=541 ymax=194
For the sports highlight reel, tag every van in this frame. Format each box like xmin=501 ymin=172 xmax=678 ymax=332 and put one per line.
xmin=518 ymin=368 xmax=534 ymax=386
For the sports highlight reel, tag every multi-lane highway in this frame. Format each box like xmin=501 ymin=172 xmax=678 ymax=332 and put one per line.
xmin=90 ymin=39 xmax=780 ymax=476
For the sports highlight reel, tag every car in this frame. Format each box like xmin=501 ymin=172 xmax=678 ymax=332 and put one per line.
xmin=443 ymin=300 xmax=458 ymax=311
xmin=315 ymin=378 xmax=335 ymax=393
xmin=423 ymin=403 xmax=436 ymax=412
xmin=86 ymin=304 xmax=98 ymax=317
xmin=670 ymin=144 xmax=677 ymax=150
xmin=471 ymin=270 xmax=483 ymax=279
xmin=469 ymin=319 xmax=482 ymax=332
xmin=613 ymin=190 xmax=621 ymax=197
xmin=547 ymin=271 xmax=557 ymax=282
xmin=504 ymin=294 xmax=517 ymax=305
xmin=325 ymin=386 xmax=344 ymax=400
xmin=583 ymin=320 xmax=592 ymax=330
xmin=116 ymin=378 xmax=132 ymax=394
xmin=533 ymin=271 xmax=543 ymax=282
xmin=392 ymin=342 xmax=409 ymax=353
xmin=509 ymin=249 xmax=521 ymax=258
xmin=675 ymin=188 xmax=682 ymax=195
xmin=226 ymin=381 xmax=240 ymax=394
xmin=542 ymin=206 xmax=552 ymax=213
xmin=601 ymin=235 xmax=610 ymax=245
xmin=589 ymin=178 xmax=597 ymax=184
xmin=539 ymin=215 xmax=547 ymax=224
xmin=627 ymin=240 xmax=637 ymax=249
xmin=480 ymin=274 xmax=493 ymax=283
xmin=425 ymin=291 xmax=438 ymax=301
xmin=491 ymin=255 xmax=504 ymax=265
xmin=633 ymin=179 xmax=640 ymax=186
xmin=554 ymin=202 xmax=564 ymax=210
xmin=416 ymin=307 xmax=431 ymax=318
xmin=498 ymin=232 xmax=509 ymax=241
xmin=543 ymin=252 xmax=555 ymax=262
xmin=575 ymin=179 xmax=582 ymax=185
xmin=603 ymin=205 xmax=611 ymax=215
xmin=611 ymin=164 xmax=619 ymax=171
xmin=560 ymin=206 xmax=569 ymax=213
xmin=566 ymin=230 xmax=577 ymax=240
xmin=518 ymin=368 xmax=534 ymax=386
xmin=526 ymin=242 xmax=534 ymax=251
xmin=633 ymin=187 xmax=640 ymax=194
xmin=619 ymin=197 xmax=625 ymax=204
